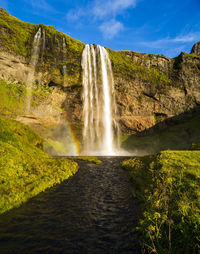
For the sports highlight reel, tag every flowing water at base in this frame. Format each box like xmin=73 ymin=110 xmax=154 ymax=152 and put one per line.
xmin=0 ymin=157 xmax=141 ymax=254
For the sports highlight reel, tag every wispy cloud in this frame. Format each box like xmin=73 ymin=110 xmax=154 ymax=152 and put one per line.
xmin=66 ymin=8 xmax=85 ymax=22
xmin=28 ymin=0 xmax=55 ymax=13
xmin=93 ymin=0 xmax=137 ymax=19
xmin=66 ymin=0 xmax=139 ymax=39
xmin=172 ymin=33 xmax=200 ymax=43
xmin=141 ymin=31 xmax=200 ymax=49
xmin=138 ymin=31 xmax=200 ymax=57
xmin=99 ymin=19 xmax=124 ymax=39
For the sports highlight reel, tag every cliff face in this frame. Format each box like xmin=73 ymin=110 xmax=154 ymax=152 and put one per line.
xmin=191 ymin=42 xmax=200 ymax=56
xmin=0 ymin=8 xmax=84 ymax=147
xmin=1 ymin=8 xmax=200 ymax=142
xmin=109 ymin=50 xmax=200 ymax=134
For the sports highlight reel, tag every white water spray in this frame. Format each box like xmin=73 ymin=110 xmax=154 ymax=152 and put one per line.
xmin=82 ymin=44 xmax=119 ymax=155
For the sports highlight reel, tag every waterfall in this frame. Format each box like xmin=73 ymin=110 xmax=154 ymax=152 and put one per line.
xmin=62 ymin=37 xmax=67 ymax=76
xmin=81 ymin=44 xmax=119 ymax=155
xmin=25 ymin=27 xmax=42 ymax=112
xmin=30 ymin=27 xmax=42 ymax=66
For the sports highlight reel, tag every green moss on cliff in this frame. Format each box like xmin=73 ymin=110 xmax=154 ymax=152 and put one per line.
xmin=184 ymin=53 xmax=200 ymax=59
xmin=0 ymin=8 xmax=85 ymax=87
xmin=0 ymin=116 xmax=78 ymax=214
xmin=122 ymin=151 xmax=200 ymax=253
xmin=0 ymin=8 xmax=35 ymax=57
xmin=39 ymin=23 xmax=84 ymax=87
xmin=108 ymin=49 xmax=171 ymax=86
xmin=0 ymin=79 xmax=26 ymax=116
xmin=153 ymin=113 xmax=168 ymax=124
xmin=0 ymin=79 xmax=54 ymax=115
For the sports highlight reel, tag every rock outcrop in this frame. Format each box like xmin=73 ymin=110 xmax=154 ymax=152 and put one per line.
xmin=109 ymin=50 xmax=200 ymax=134
xmin=191 ymin=42 xmax=200 ymax=56
xmin=1 ymin=8 xmax=200 ymax=141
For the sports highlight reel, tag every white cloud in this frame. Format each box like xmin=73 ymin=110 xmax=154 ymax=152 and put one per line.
xmin=141 ymin=31 xmax=200 ymax=49
xmin=93 ymin=0 xmax=137 ymax=19
xmin=99 ymin=19 xmax=124 ymax=39
xmin=66 ymin=8 xmax=85 ymax=22
xmin=29 ymin=0 xmax=55 ymax=13
xmin=66 ymin=0 xmax=139 ymax=39
xmin=172 ymin=33 xmax=200 ymax=43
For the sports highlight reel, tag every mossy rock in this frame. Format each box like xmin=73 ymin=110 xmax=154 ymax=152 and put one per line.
xmin=108 ymin=49 xmax=171 ymax=87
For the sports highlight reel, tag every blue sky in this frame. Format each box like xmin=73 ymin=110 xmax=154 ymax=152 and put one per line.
xmin=2 ymin=0 xmax=200 ymax=57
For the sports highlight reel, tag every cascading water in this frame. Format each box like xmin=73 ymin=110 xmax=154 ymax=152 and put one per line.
xmin=62 ymin=37 xmax=67 ymax=76
xmin=82 ymin=44 xmax=119 ymax=155
xmin=25 ymin=27 xmax=42 ymax=112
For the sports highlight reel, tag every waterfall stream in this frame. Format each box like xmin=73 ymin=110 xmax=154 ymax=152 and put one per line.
xmin=25 ymin=27 xmax=43 ymax=112
xmin=82 ymin=44 xmax=119 ymax=155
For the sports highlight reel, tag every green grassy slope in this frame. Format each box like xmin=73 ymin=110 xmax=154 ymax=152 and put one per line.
xmin=108 ymin=49 xmax=171 ymax=85
xmin=70 ymin=156 xmax=102 ymax=164
xmin=0 ymin=8 xmax=35 ymax=57
xmin=0 ymin=8 xmax=84 ymax=58
xmin=0 ymin=116 xmax=78 ymax=214
xmin=0 ymin=79 xmax=27 ymax=116
xmin=122 ymin=113 xmax=200 ymax=154
xmin=122 ymin=151 xmax=200 ymax=253
xmin=0 ymin=8 xmax=84 ymax=87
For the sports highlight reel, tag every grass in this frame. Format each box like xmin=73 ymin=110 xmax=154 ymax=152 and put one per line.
xmin=108 ymin=49 xmax=171 ymax=86
xmin=0 ymin=8 xmax=85 ymax=87
xmin=0 ymin=79 xmax=26 ymax=116
xmin=44 ymin=139 xmax=67 ymax=155
xmin=69 ymin=156 xmax=102 ymax=164
xmin=122 ymin=151 xmax=200 ymax=253
xmin=0 ymin=116 xmax=78 ymax=214
xmin=0 ymin=79 xmax=54 ymax=115
xmin=0 ymin=8 xmax=35 ymax=57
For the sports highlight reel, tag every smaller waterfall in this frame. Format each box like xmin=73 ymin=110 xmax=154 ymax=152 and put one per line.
xmin=25 ymin=27 xmax=42 ymax=112
xmin=62 ymin=37 xmax=67 ymax=76
xmin=82 ymin=44 xmax=119 ymax=155
xmin=30 ymin=27 xmax=42 ymax=66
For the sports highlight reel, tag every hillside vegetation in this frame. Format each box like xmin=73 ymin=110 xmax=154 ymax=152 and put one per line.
xmin=122 ymin=112 xmax=200 ymax=154
xmin=0 ymin=116 xmax=78 ymax=214
xmin=122 ymin=151 xmax=200 ymax=253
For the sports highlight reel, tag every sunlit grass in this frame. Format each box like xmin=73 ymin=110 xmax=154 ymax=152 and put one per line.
xmin=69 ymin=156 xmax=102 ymax=164
xmin=0 ymin=116 xmax=78 ymax=214
xmin=122 ymin=151 xmax=200 ymax=253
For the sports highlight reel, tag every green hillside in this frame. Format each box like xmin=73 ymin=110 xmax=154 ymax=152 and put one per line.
xmin=0 ymin=116 xmax=78 ymax=214
xmin=122 ymin=151 xmax=200 ymax=253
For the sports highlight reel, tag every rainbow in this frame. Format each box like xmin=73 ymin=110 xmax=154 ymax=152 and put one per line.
xmin=64 ymin=119 xmax=81 ymax=156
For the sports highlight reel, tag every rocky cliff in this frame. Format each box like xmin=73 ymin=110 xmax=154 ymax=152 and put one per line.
xmin=108 ymin=49 xmax=200 ymax=134
xmin=0 ymin=8 xmax=84 ymax=152
xmin=1 ymin=8 xmax=200 ymax=148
